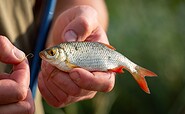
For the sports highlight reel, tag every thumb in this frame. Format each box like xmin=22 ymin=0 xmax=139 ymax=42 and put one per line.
xmin=63 ymin=16 xmax=97 ymax=42
xmin=0 ymin=36 xmax=25 ymax=64
xmin=47 ymin=6 xmax=99 ymax=46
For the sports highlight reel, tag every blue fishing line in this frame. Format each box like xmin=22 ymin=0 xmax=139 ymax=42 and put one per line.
xmin=30 ymin=0 xmax=56 ymax=98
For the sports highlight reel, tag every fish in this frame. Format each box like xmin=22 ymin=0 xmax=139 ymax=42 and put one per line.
xmin=39 ymin=42 xmax=157 ymax=94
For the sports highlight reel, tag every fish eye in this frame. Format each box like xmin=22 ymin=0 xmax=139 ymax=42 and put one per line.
xmin=47 ymin=49 xmax=56 ymax=56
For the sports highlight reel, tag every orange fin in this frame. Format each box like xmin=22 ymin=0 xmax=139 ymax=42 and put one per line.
xmin=131 ymin=66 xmax=157 ymax=94
xmin=66 ymin=62 xmax=78 ymax=68
xmin=65 ymin=58 xmax=78 ymax=69
xmin=108 ymin=66 xmax=125 ymax=73
xmin=99 ymin=42 xmax=116 ymax=50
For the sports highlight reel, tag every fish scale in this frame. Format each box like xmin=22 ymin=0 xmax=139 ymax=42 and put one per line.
xmin=61 ymin=42 xmax=122 ymax=71
xmin=39 ymin=41 xmax=157 ymax=94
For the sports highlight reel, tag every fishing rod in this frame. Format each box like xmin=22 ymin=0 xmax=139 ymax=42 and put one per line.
xmin=30 ymin=0 xmax=56 ymax=98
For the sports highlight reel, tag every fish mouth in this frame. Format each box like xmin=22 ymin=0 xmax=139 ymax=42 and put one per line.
xmin=39 ymin=51 xmax=46 ymax=59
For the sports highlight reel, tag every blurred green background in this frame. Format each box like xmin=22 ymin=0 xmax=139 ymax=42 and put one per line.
xmin=43 ymin=0 xmax=185 ymax=114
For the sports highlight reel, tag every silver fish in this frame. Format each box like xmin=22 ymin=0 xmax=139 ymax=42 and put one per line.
xmin=40 ymin=42 xmax=157 ymax=93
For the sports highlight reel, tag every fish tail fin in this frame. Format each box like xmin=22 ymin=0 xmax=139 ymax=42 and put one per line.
xmin=131 ymin=66 xmax=157 ymax=94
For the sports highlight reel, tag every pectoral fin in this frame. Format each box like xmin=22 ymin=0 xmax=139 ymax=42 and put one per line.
xmin=65 ymin=58 xmax=79 ymax=69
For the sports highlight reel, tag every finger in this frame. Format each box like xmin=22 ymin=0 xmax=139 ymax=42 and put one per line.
xmin=38 ymin=72 xmax=67 ymax=107
xmin=0 ymin=35 xmax=25 ymax=64
xmin=50 ymin=69 xmax=81 ymax=96
xmin=24 ymin=89 xmax=35 ymax=113
xmin=0 ymin=59 xmax=30 ymax=104
xmin=41 ymin=60 xmax=81 ymax=96
xmin=39 ymin=61 xmax=99 ymax=107
xmin=40 ymin=61 xmax=98 ymax=107
xmin=41 ymin=62 xmax=70 ymax=104
xmin=50 ymin=6 xmax=99 ymax=44
xmin=43 ymin=75 xmax=68 ymax=105
xmin=92 ymin=72 xmax=115 ymax=92
xmin=63 ymin=15 xmax=98 ymax=42
xmin=0 ymin=79 xmax=28 ymax=104
xmin=69 ymin=68 xmax=115 ymax=92
xmin=38 ymin=72 xmax=57 ymax=106
xmin=0 ymin=73 xmax=10 ymax=79
xmin=62 ymin=6 xmax=98 ymax=42
xmin=11 ymin=58 xmax=30 ymax=90
xmin=59 ymin=91 xmax=97 ymax=108
xmin=0 ymin=89 xmax=35 ymax=114
xmin=45 ymin=80 xmax=69 ymax=107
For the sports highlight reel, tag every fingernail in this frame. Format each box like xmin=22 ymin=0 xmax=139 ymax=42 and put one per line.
xmin=64 ymin=30 xmax=77 ymax=42
xmin=13 ymin=47 xmax=25 ymax=60
xmin=70 ymin=71 xmax=81 ymax=82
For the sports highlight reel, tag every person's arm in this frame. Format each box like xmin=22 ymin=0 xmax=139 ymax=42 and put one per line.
xmin=38 ymin=1 xmax=115 ymax=107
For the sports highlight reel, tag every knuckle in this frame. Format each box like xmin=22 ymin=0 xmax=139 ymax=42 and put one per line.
xmin=0 ymin=37 xmax=10 ymax=59
xmin=0 ymin=35 xmax=8 ymax=45
xmin=24 ymin=102 xmax=34 ymax=114
xmin=17 ymin=101 xmax=34 ymax=114
xmin=88 ymin=82 xmax=95 ymax=90
xmin=102 ymin=73 xmax=115 ymax=92
xmin=16 ymin=86 xmax=28 ymax=101
xmin=82 ymin=79 xmax=98 ymax=91
xmin=102 ymin=81 xmax=115 ymax=92
xmin=83 ymin=80 xmax=94 ymax=90
xmin=77 ymin=16 xmax=91 ymax=32
xmin=0 ymin=36 xmax=11 ymax=51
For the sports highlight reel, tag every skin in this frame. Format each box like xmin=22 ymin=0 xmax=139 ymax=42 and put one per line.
xmin=38 ymin=0 xmax=115 ymax=108
xmin=0 ymin=36 xmax=34 ymax=114
xmin=0 ymin=0 xmax=115 ymax=113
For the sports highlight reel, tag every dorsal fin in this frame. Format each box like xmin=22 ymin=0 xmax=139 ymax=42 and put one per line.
xmin=99 ymin=42 xmax=116 ymax=50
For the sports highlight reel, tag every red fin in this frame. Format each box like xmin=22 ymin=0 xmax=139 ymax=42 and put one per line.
xmin=99 ymin=42 xmax=116 ymax=50
xmin=131 ymin=66 xmax=157 ymax=94
xmin=108 ymin=66 xmax=125 ymax=73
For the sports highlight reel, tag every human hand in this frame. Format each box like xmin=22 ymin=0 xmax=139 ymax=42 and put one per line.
xmin=38 ymin=6 xmax=115 ymax=107
xmin=0 ymin=36 xmax=34 ymax=114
